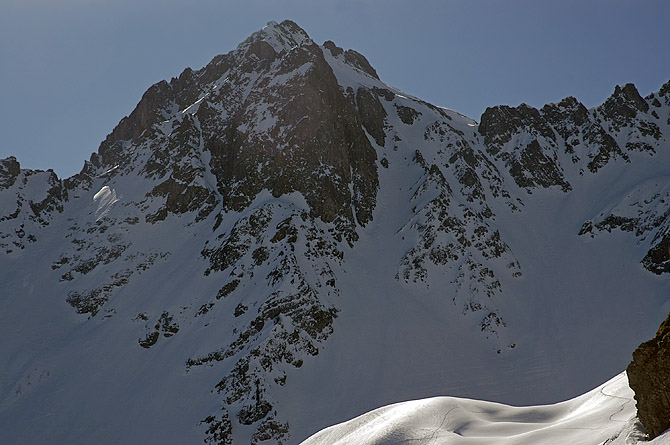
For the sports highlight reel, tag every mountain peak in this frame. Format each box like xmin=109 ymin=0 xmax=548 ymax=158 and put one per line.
xmin=240 ymin=20 xmax=312 ymax=54
xmin=606 ymin=82 xmax=649 ymax=114
xmin=0 ymin=156 xmax=21 ymax=190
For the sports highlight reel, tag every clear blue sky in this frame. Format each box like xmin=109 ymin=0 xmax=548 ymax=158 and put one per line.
xmin=2 ymin=0 xmax=669 ymax=178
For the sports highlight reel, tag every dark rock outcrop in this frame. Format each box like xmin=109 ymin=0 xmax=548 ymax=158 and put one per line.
xmin=203 ymin=33 xmax=378 ymax=242
xmin=627 ymin=312 xmax=670 ymax=439
xmin=0 ymin=157 xmax=21 ymax=190
xmin=600 ymin=83 xmax=650 ymax=128
xmin=342 ymin=49 xmax=379 ymax=80
xmin=356 ymin=87 xmax=387 ymax=146
xmin=642 ymin=233 xmax=670 ymax=275
xmin=479 ymin=103 xmax=555 ymax=155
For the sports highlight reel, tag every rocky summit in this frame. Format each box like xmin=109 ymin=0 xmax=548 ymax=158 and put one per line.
xmin=1 ymin=20 xmax=670 ymax=444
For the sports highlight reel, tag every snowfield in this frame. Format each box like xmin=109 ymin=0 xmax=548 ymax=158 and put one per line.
xmin=303 ymin=372 xmax=669 ymax=445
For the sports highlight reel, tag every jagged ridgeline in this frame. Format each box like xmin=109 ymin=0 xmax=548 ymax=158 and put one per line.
xmin=1 ymin=20 xmax=670 ymax=444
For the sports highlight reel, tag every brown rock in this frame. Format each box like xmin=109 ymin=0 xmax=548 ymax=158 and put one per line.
xmin=627 ymin=312 xmax=670 ymax=439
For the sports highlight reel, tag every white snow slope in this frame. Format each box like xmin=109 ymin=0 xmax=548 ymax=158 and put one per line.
xmin=303 ymin=372 xmax=669 ymax=445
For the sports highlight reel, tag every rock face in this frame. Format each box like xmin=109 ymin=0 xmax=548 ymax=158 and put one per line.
xmin=627 ymin=312 xmax=670 ymax=439
xmin=2 ymin=20 xmax=670 ymax=445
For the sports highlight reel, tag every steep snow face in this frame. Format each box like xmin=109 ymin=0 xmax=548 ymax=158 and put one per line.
xmin=303 ymin=372 xmax=668 ymax=445
xmin=1 ymin=20 xmax=670 ymax=444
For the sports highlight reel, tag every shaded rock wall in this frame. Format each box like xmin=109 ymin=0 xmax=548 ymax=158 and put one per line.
xmin=627 ymin=312 xmax=670 ymax=439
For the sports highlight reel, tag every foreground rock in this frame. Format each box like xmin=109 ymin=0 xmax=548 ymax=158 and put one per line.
xmin=627 ymin=312 xmax=670 ymax=439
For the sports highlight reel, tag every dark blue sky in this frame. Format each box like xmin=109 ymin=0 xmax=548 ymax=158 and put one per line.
xmin=2 ymin=0 xmax=669 ymax=178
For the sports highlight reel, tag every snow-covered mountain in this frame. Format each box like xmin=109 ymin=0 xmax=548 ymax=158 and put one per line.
xmin=1 ymin=20 xmax=669 ymax=444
